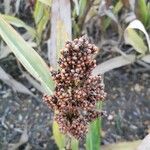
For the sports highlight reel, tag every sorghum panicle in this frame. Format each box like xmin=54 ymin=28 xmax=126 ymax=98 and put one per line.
xmin=43 ymin=36 xmax=106 ymax=139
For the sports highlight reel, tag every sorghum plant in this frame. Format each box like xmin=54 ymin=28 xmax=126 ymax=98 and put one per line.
xmin=43 ymin=36 xmax=106 ymax=139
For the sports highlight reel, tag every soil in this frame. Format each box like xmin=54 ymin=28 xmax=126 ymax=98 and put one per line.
xmin=0 ymin=1 xmax=150 ymax=149
xmin=102 ymin=69 xmax=150 ymax=144
xmin=0 ymin=57 xmax=149 ymax=149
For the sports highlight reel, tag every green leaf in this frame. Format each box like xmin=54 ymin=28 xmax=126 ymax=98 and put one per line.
xmin=86 ymin=118 xmax=101 ymax=150
xmin=147 ymin=3 xmax=150 ymax=29
xmin=124 ymin=28 xmax=147 ymax=54
xmin=136 ymin=0 xmax=148 ymax=26
xmin=124 ymin=20 xmax=150 ymax=52
xmin=86 ymin=102 xmax=102 ymax=150
xmin=102 ymin=0 xmax=123 ymax=31
xmin=79 ymin=0 xmax=87 ymax=17
xmin=37 ymin=0 xmax=51 ymax=6
xmin=34 ymin=1 xmax=50 ymax=43
xmin=71 ymin=137 xmax=79 ymax=150
xmin=1 ymin=14 xmax=36 ymax=37
xmin=53 ymin=121 xmax=66 ymax=149
xmin=37 ymin=8 xmax=49 ymax=41
xmin=73 ymin=0 xmax=79 ymax=16
xmin=34 ymin=1 xmax=44 ymax=25
xmin=0 ymin=14 xmax=54 ymax=95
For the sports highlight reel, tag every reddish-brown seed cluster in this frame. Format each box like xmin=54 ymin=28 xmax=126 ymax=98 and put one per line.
xmin=43 ymin=36 xmax=106 ymax=139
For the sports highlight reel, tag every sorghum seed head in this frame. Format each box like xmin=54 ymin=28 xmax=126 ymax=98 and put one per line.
xmin=43 ymin=35 xmax=106 ymax=139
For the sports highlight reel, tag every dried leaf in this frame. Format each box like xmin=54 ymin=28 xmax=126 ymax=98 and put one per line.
xmin=8 ymin=125 xmax=28 ymax=150
xmin=129 ymin=0 xmax=135 ymax=11
xmin=137 ymin=134 xmax=150 ymax=150
xmin=101 ymin=140 xmax=141 ymax=150
xmin=0 ymin=67 xmax=34 ymax=96
xmin=141 ymin=54 xmax=150 ymax=63
xmin=15 ymin=0 xmax=21 ymax=14
xmin=48 ymin=0 xmax=72 ymax=68
xmin=0 ymin=44 xmax=11 ymax=59
xmin=49 ymin=1 xmax=72 ymax=149
xmin=4 ymin=0 xmax=12 ymax=14
xmin=99 ymin=0 xmax=123 ymax=35
xmin=124 ymin=28 xmax=147 ymax=54
xmin=121 ymin=0 xmax=130 ymax=8
xmin=124 ymin=20 xmax=150 ymax=52
xmin=23 ymin=72 xmax=45 ymax=93
xmin=92 ymin=55 xmax=136 ymax=75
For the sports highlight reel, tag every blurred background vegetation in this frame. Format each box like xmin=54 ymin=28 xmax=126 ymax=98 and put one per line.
xmin=0 ymin=0 xmax=150 ymax=149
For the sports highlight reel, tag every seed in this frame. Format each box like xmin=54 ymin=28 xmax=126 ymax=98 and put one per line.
xmin=77 ymin=64 xmax=81 ymax=68
xmin=67 ymin=57 xmax=71 ymax=61
xmin=79 ymin=38 xmax=84 ymax=43
xmin=78 ymin=52 xmax=82 ymax=57
xmin=62 ymin=93 xmax=66 ymax=97
xmin=93 ymin=45 xmax=98 ymax=51
xmin=76 ymin=68 xmax=80 ymax=73
xmin=74 ymin=45 xmax=79 ymax=50
xmin=65 ymin=44 xmax=70 ymax=48
xmin=87 ymin=49 xmax=91 ymax=54
xmin=64 ymin=73 xmax=68 ymax=77
xmin=72 ymin=56 xmax=77 ymax=60
xmin=61 ymin=69 xmax=65 ymax=73
xmin=43 ymin=36 xmax=106 ymax=139
xmin=71 ymin=69 xmax=75 ymax=73
xmin=72 ymin=43 xmax=75 ymax=48
xmin=74 ymin=73 xmax=78 ymax=77
xmin=74 ymin=38 xmax=78 ymax=42
xmin=88 ymin=44 xmax=92 ymax=49
xmin=85 ymin=41 xmax=89 ymax=45
xmin=64 ymin=48 xmax=68 ymax=52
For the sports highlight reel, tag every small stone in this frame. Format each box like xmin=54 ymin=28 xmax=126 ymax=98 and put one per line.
xmin=10 ymin=124 xmax=14 ymax=129
xmin=18 ymin=114 xmax=23 ymax=121
xmin=134 ymin=84 xmax=143 ymax=92
xmin=107 ymin=114 xmax=114 ymax=121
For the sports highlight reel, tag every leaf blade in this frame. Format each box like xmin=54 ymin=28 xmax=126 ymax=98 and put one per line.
xmin=92 ymin=55 xmax=136 ymax=75
xmin=2 ymin=14 xmax=36 ymax=37
xmin=53 ymin=121 xmax=66 ymax=149
xmin=71 ymin=137 xmax=79 ymax=150
xmin=86 ymin=102 xmax=102 ymax=150
xmin=86 ymin=118 xmax=101 ymax=150
xmin=124 ymin=20 xmax=150 ymax=52
xmin=37 ymin=0 xmax=51 ymax=6
xmin=0 ymin=14 xmax=54 ymax=95
xmin=124 ymin=28 xmax=147 ymax=54
xmin=0 ymin=67 xmax=33 ymax=96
